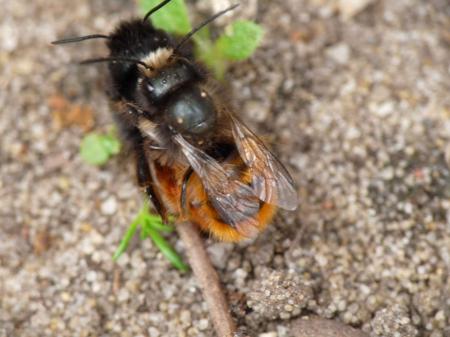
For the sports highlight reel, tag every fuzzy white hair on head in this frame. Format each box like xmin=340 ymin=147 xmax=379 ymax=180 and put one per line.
xmin=139 ymin=47 xmax=173 ymax=75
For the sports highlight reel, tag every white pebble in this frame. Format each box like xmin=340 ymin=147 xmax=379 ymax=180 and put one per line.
xmin=197 ymin=319 xmax=209 ymax=330
xmin=101 ymin=196 xmax=118 ymax=215
xmin=339 ymin=0 xmax=375 ymax=19
xmin=148 ymin=327 xmax=160 ymax=337
xmin=326 ymin=43 xmax=350 ymax=65
xmin=375 ymin=101 xmax=394 ymax=117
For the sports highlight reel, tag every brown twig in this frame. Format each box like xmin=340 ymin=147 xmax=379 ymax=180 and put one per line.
xmin=176 ymin=221 xmax=237 ymax=337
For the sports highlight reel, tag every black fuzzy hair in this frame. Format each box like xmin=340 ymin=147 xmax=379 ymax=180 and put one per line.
xmin=107 ymin=19 xmax=174 ymax=101
xmin=107 ymin=19 xmax=172 ymax=58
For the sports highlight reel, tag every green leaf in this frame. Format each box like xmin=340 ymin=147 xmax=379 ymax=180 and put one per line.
xmin=146 ymin=219 xmax=175 ymax=233
xmin=114 ymin=202 xmax=186 ymax=272
xmin=193 ymin=26 xmax=212 ymax=57
xmin=79 ymin=133 xmax=121 ymax=166
xmin=146 ymin=226 xmax=189 ymax=272
xmin=193 ymin=27 xmax=227 ymax=80
xmin=139 ymin=0 xmax=191 ymax=35
xmin=104 ymin=132 xmax=121 ymax=155
xmin=140 ymin=215 xmax=174 ymax=239
xmin=138 ymin=204 xmax=174 ymax=235
xmin=215 ymin=20 xmax=264 ymax=61
xmin=200 ymin=49 xmax=228 ymax=80
xmin=113 ymin=217 xmax=140 ymax=261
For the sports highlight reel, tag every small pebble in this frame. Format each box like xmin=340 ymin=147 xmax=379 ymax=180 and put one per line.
xmin=101 ymin=196 xmax=118 ymax=215
xmin=326 ymin=43 xmax=351 ymax=65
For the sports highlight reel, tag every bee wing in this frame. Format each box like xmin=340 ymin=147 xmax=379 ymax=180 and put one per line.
xmin=173 ymin=134 xmax=260 ymax=237
xmin=229 ymin=115 xmax=298 ymax=210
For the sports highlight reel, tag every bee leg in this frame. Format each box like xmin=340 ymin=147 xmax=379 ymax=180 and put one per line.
xmin=180 ymin=167 xmax=194 ymax=215
xmin=145 ymin=185 xmax=169 ymax=224
xmin=136 ymin=147 xmax=169 ymax=224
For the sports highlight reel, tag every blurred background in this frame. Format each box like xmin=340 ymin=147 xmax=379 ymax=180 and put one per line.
xmin=1 ymin=0 xmax=449 ymax=336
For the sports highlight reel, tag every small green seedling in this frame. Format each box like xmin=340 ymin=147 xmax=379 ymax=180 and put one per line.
xmin=140 ymin=0 xmax=264 ymax=79
xmin=113 ymin=201 xmax=188 ymax=272
xmin=79 ymin=130 xmax=121 ymax=165
xmin=140 ymin=0 xmax=192 ymax=35
xmin=79 ymin=128 xmax=186 ymax=269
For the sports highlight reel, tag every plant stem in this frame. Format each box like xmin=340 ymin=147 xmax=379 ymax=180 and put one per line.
xmin=176 ymin=221 xmax=236 ymax=337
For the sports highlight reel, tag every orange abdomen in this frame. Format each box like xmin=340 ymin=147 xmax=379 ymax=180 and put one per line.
xmin=151 ymin=156 xmax=276 ymax=242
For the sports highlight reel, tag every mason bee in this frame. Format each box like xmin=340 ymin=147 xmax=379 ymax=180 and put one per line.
xmin=53 ymin=0 xmax=298 ymax=241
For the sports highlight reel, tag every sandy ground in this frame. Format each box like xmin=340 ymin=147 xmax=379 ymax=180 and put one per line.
xmin=1 ymin=0 xmax=449 ymax=336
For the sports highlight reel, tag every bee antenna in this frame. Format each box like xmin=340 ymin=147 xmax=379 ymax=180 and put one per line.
xmin=51 ymin=34 xmax=110 ymax=45
xmin=79 ymin=57 xmax=153 ymax=70
xmin=143 ymin=0 xmax=174 ymax=22
xmin=173 ymin=3 xmax=240 ymax=53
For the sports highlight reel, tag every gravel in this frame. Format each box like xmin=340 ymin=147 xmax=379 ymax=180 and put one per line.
xmin=371 ymin=305 xmax=418 ymax=337
xmin=247 ymin=269 xmax=314 ymax=321
xmin=1 ymin=0 xmax=449 ymax=336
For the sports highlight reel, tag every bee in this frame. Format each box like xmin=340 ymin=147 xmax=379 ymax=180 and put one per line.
xmin=53 ymin=0 xmax=298 ymax=241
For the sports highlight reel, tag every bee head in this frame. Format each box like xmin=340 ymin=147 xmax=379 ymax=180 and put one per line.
xmin=138 ymin=54 xmax=193 ymax=103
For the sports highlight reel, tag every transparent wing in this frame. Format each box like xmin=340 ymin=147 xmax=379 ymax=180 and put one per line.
xmin=229 ymin=115 xmax=298 ymax=210
xmin=173 ymin=134 xmax=260 ymax=237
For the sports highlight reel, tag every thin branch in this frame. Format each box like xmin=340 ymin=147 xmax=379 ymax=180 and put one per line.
xmin=176 ymin=221 xmax=236 ymax=337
